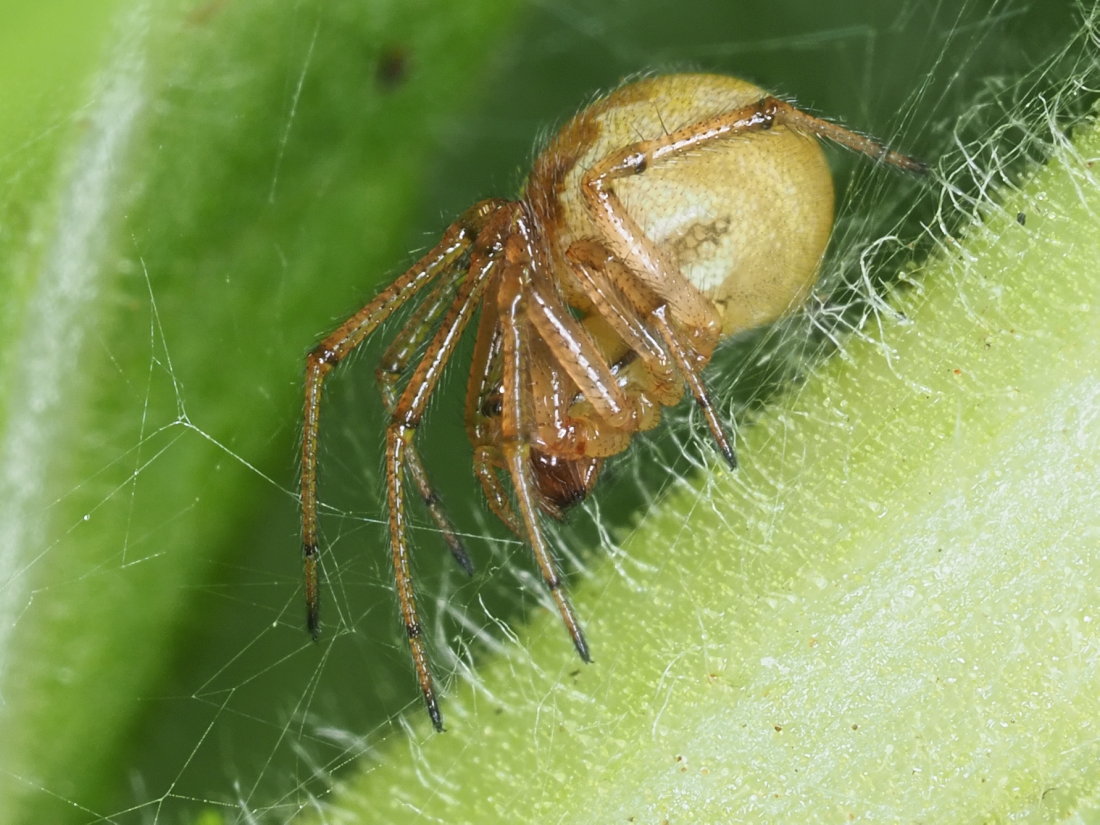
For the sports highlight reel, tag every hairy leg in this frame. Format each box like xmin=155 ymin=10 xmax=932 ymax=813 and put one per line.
xmin=497 ymin=264 xmax=590 ymax=665
xmin=385 ymin=204 xmax=518 ymax=730
xmin=301 ymin=198 xmax=508 ymax=639
xmin=377 ymin=275 xmax=472 ymax=574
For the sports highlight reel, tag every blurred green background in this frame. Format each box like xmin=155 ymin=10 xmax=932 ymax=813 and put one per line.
xmin=0 ymin=0 xmax=1089 ymax=823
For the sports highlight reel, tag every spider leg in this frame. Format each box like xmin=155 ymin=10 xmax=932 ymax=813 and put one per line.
xmin=387 ymin=205 xmax=518 ymax=731
xmin=524 ymin=278 xmax=630 ymax=428
xmin=472 ymin=446 xmax=525 ymax=535
xmin=577 ymin=103 xmax=922 ymax=469
xmin=765 ymin=99 xmax=928 ymax=173
xmin=301 ymin=198 xmax=508 ymax=640
xmin=650 ymin=305 xmax=737 ymax=469
xmin=581 ymin=96 xmax=925 ymax=332
xmin=465 ymin=290 xmax=525 ymax=534
xmin=498 ymin=263 xmax=590 ymax=664
xmin=377 ymin=275 xmax=473 ymax=575
xmin=565 ymin=240 xmax=679 ymax=405
xmin=566 ymin=241 xmax=736 ymax=467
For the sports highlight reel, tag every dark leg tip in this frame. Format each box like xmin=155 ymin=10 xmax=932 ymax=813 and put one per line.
xmin=906 ymin=157 xmax=931 ymax=175
xmin=447 ymin=539 xmax=475 ymax=576
xmin=573 ymin=633 xmax=592 ymax=664
xmin=303 ymin=542 xmax=321 ymax=639
xmin=427 ymin=698 xmax=445 ymax=732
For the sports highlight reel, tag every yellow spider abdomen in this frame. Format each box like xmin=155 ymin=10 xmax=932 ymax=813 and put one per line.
xmin=533 ymin=73 xmax=834 ymax=336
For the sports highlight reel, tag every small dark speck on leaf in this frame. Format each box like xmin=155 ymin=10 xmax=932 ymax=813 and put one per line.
xmin=1016 ymin=211 xmax=1027 ymax=226
xmin=186 ymin=0 xmax=229 ymax=25
xmin=377 ymin=45 xmax=410 ymax=91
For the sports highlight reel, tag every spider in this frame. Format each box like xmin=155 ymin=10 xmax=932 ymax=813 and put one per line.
xmin=299 ymin=73 xmax=925 ymax=730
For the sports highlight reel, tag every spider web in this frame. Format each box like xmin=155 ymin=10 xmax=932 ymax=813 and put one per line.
xmin=1 ymin=0 xmax=1097 ymax=823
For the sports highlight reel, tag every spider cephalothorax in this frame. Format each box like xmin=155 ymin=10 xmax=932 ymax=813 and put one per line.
xmin=299 ymin=73 xmax=925 ymax=729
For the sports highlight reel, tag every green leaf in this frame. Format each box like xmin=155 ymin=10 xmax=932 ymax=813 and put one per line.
xmin=0 ymin=2 xmax=519 ymax=822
